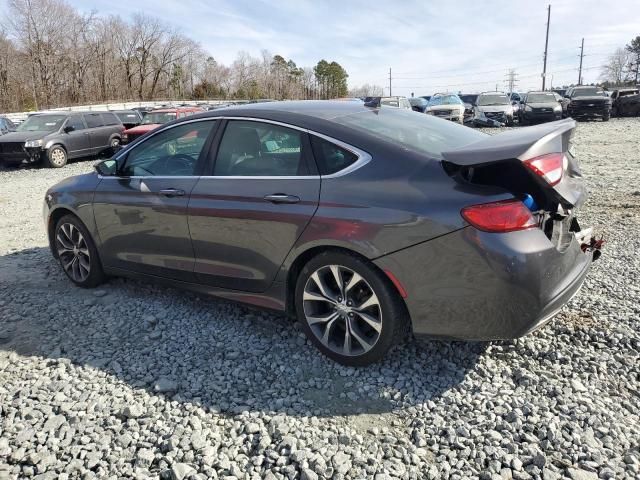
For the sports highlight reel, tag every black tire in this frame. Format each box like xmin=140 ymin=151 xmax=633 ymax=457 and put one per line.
xmin=294 ymin=250 xmax=410 ymax=366
xmin=602 ymin=112 xmax=610 ymax=122
xmin=54 ymin=214 xmax=105 ymax=288
xmin=46 ymin=145 xmax=68 ymax=168
xmin=109 ymin=137 xmax=121 ymax=155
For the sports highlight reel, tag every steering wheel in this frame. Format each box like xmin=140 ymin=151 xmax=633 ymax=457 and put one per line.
xmin=152 ymin=154 xmax=195 ymax=175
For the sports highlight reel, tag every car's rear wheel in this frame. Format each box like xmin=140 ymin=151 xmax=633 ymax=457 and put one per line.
xmin=54 ymin=215 xmax=105 ymax=288
xmin=109 ymin=137 xmax=121 ymax=155
xmin=295 ymin=251 xmax=409 ymax=366
xmin=46 ymin=145 xmax=67 ymax=168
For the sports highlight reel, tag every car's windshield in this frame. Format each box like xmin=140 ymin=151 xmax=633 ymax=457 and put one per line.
xmin=142 ymin=112 xmax=177 ymax=125
xmin=427 ymin=95 xmax=462 ymax=106
xmin=332 ymin=107 xmax=485 ymax=159
xmin=17 ymin=115 xmax=66 ymax=132
xmin=619 ymin=90 xmax=639 ymax=97
xmin=527 ymin=93 xmax=557 ymax=103
xmin=572 ymin=87 xmax=605 ymax=97
xmin=477 ymin=94 xmax=510 ymax=106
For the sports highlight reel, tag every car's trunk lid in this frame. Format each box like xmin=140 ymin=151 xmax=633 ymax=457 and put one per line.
xmin=441 ymin=118 xmax=585 ymax=211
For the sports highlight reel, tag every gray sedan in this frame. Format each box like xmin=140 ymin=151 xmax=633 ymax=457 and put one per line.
xmin=43 ymin=101 xmax=600 ymax=365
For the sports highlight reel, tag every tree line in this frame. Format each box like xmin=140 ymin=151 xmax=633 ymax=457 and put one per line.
xmin=0 ymin=0 xmax=352 ymax=112
xmin=600 ymin=35 xmax=640 ymax=86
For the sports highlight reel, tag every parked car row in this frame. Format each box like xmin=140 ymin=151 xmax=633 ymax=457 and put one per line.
xmin=392 ymin=84 xmax=636 ymax=127
xmin=0 ymin=106 xmax=210 ymax=168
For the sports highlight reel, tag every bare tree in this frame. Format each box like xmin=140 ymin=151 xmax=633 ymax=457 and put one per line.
xmin=600 ymin=48 xmax=632 ymax=85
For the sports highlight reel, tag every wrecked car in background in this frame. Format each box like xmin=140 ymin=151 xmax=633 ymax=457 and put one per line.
xmin=610 ymin=88 xmax=640 ymax=117
xmin=518 ymin=91 xmax=563 ymax=125
xmin=473 ymin=92 xmax=515 ymax=126
xmin=425 ymin=94 xmax=465 ymax=123
xmin=458 ymin=94 xmax=478 ymax=124
xmin=563 ymin=86 xmax=611 ymax=121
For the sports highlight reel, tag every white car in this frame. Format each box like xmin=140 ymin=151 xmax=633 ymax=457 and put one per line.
xmin=425 ymin=94 xmax=465 ymax=123
xmin=364 ymin=96 xmax=412 ymax=109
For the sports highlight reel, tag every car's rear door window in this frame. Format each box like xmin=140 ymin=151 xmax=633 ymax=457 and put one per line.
xmin=101 ymin=112 xmax=121 ymax=126
xmin=214 ymin=120 xmax=307 ymax=176
xmin=84 ymin=113 xmax=104 ymax=129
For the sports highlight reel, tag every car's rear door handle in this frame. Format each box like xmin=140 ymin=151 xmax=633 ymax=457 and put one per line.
xmin=264 ymin=194 xmax=300 ymax=204
xmin=159 ymin=188 xmax=186 ymax=197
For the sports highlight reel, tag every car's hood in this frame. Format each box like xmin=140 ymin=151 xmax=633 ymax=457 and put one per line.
xmin=476 ymin=105 xmax=512 ymax=113
xmin=0 ymin=131 xmax=50 ymax=142
xmin=124 ymin=124 xmax=160 ymax=135
xmin=570 ymin=95 xmax=608 ymax=102
xmin=527 ymin=102 xmax=561 ymax=108
xmin=426 ymin=105 xmax=462 ymax=112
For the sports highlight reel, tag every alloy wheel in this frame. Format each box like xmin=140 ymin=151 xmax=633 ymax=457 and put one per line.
xmin=55 ymin=223 xmax=91 ymax=282
xmin=50 ymin=148 xmax=66 ymax=167
xmin=303 ymin=264 xmax=382 ymax=357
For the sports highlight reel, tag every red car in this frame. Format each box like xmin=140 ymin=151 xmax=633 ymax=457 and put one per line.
xmin=122 ymin=107 xmax=204 ymax=144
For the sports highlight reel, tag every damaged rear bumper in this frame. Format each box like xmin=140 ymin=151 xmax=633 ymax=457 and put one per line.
xmin=374 ymin=224 xmax=598 ymax=340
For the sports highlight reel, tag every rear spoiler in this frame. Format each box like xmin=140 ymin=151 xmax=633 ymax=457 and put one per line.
xmin=442 ymin=119 xmax=576 ymax=166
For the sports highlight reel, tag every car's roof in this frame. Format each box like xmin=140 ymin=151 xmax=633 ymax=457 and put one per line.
xmin=151 ymin=107 xmax=204 ymax=113
xmin=208 ymin=100 xmax=380 ymax=121
xmin=526 ymin=91 xmax=554 ymax=94
xmin=31 ymin=111 xmax=110 ymax=116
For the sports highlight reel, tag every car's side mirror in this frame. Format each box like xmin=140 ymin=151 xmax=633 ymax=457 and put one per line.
xmin=64 ymin=125 xmax=75 ymax=133
xmin=95 ymin=158 xmax=118 ymax=176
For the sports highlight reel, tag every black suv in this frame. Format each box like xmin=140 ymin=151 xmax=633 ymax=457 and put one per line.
xmin=0 ymin=111 xmax=124 ymax=168
xmin=562 ymin=86 xmax=611 ymax=121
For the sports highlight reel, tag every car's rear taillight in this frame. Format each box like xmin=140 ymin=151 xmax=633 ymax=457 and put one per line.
xmin=523 ymin=152 xmax=565 ymax=186
xmin=461 ymin=199 xmax=537 ymax=233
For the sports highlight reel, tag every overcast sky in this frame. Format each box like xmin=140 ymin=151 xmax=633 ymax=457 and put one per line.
xmin=65 ymin=0 xmax=639 ymax=96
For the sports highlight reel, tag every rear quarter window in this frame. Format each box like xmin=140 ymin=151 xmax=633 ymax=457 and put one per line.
xmin=310 ymin=136 xmax=359 ymax=175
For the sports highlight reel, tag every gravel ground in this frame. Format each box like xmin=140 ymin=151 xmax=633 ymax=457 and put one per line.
xmin=1 ymin=118 xmax=639 ymax=480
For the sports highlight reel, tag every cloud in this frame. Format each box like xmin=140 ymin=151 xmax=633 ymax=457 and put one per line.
xmin=64 ymin=0 xmax=640 ymax=95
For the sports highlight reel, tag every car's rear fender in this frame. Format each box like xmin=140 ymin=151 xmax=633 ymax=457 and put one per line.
xmin=374 ymin=225 xmax=593 ymax=340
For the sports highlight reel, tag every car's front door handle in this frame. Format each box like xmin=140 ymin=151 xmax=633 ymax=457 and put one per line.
xmin=264 ymin=194 xmax=300 ymax=204
xmin=159 ymin=188 xmax=186 ymax=197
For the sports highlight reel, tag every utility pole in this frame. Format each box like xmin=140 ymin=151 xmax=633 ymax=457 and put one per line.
xmin=542 ymin=4 xmax=551 ymax=90
xmin=388 ymin=68 xmax=392 ymax=96
xmin=578 ymin=38 xmax=584 ymax=85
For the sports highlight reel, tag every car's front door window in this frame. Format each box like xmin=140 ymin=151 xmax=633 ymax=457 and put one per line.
xmin=121 ymin=121 xmax=216 ymax=177
xmin=214 ymin=120 xmax=306 ymax=176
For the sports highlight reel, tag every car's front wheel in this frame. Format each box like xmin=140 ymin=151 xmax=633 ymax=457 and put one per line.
xmin=295 ymin=251 xmax=409 ymax=366
xmin=54 ymin=215 xmax=105 ymax=288
xmin=46 ymin=145 xmax=68 ymax=168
